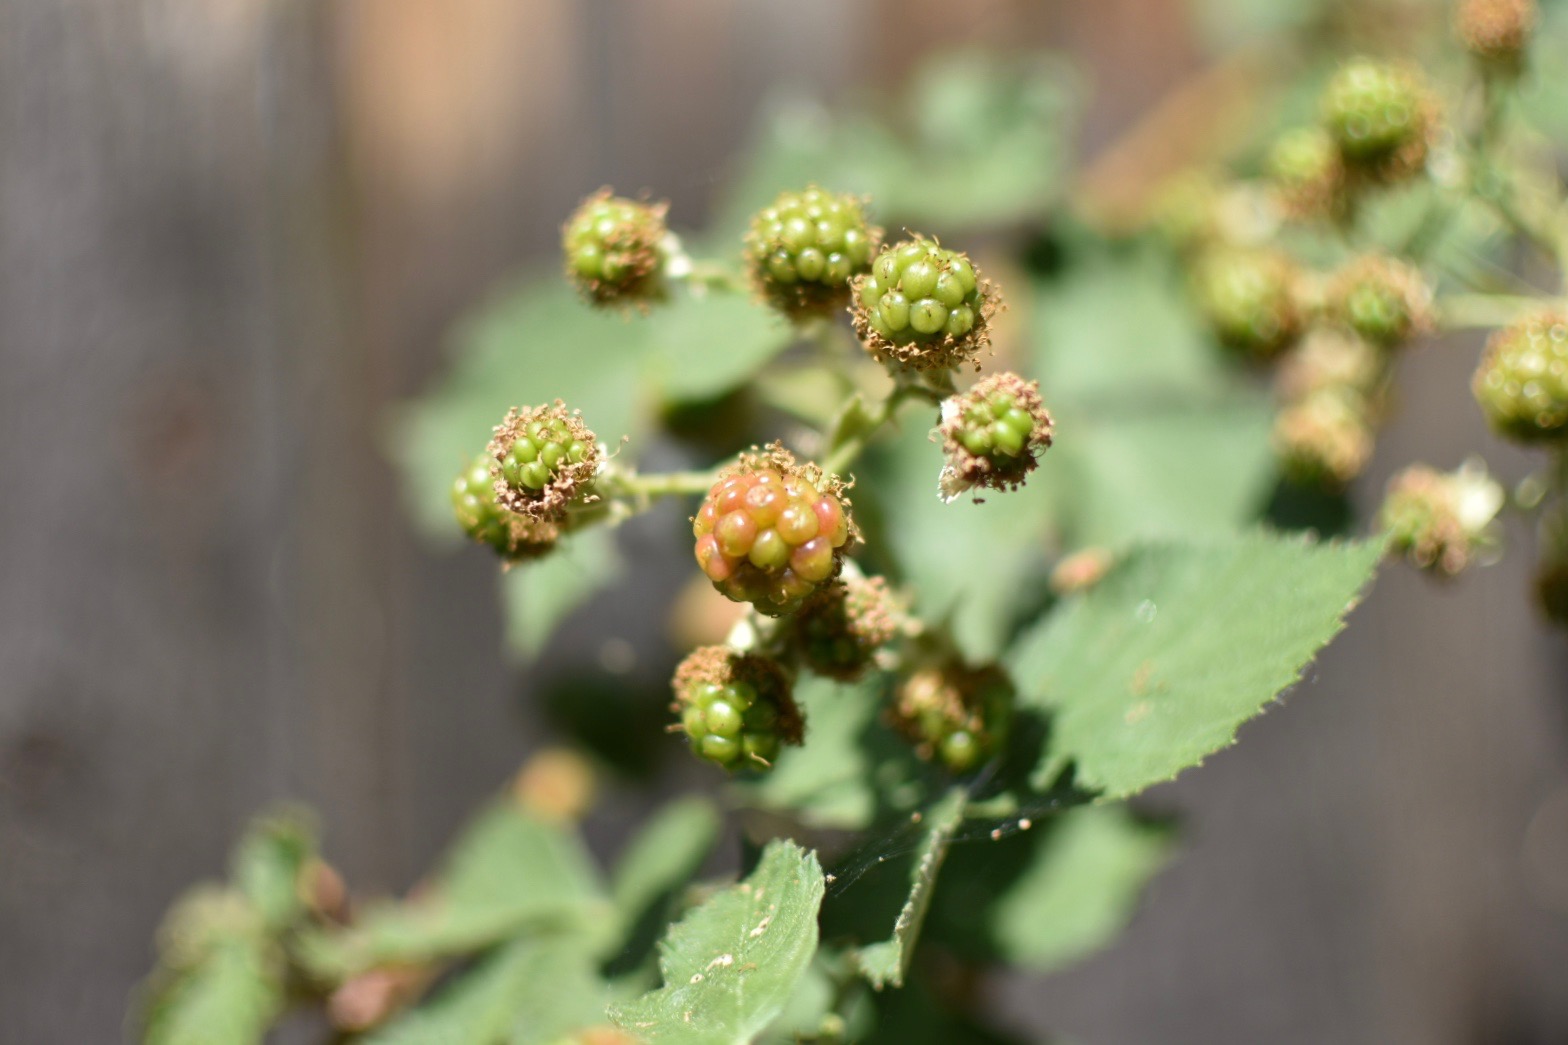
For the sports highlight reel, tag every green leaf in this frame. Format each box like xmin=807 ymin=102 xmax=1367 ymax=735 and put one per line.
xmin=1006 ymin=532 xmax=1382 ymax=799
xmin=851 ymin=788 xmax=967 ymax=989
xmin=142 ymin=938 xmax=282 ymax=1045
xmin=643 ymin=291 xmax=793 ymax=405
xmin=735 ymin=675 xmax=934 ymax=832
xmin=301 ymin=803 xmax=609 ymax=979
xmin=1027 ymin=240 xmax=1278 ymax=548
xmin=501 ymin=528 xmax=623 ymax=662
xmin=364 ymin=934 xmax=612 ymax=1045
xmin=928 ymin=805 xmax=1173 ymax=973
xmin=1051 ymin=395 xmax=1276 ymax=547
xmin=230 ymin=806 xmax=316 ymax=932
xmin=611 ymin=797 xmax=722 ymax=927
xmin=863 ymin=422 xmax=1058 ymax=663
xmin=609 ymin=841 xmax=825 ymax=1044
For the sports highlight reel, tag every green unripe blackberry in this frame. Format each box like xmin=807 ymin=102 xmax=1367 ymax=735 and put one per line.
xmin=1272 ymin=391 xmax=1373 ymax=487
xmin=692 ymin=444 xmax=856 ymax=617
xmin=937 ymin=371 xmax=1054 ymax=500
xmin=671 ymin=646 xmax=802 ymax=772
xmin=1379 ymin=463 xmax=1503 ymax=577
xmin=1265 ymin=127 xmax=1345 ymax=222
xmin=1456 ymin=0 xmax=1535 ymax=73
xmin=562 ymin=189 xmax=668 ymax=308
xmin=452 ymin=455 xmax=559 ymax=562
xmin=1472 ymin=312 xmax=1568 ymax=443
xmin=745 ymin=186 xmax=878 ymax=319
xmin=1193 ymin=248 xmax=1304 ymax=360
xmin=1320 ymin=59 xmax=1434 ymax=182
xmin=1328 ymin=255 xmax=1431 ymax=349
xmin=850 ymin=236 xmax=998 ymax=372
xmin=789 ymin=576 xmax=905 ymax=681
xmin=890 ymin=664 xmax=1014 ymax=774
xmin=487 ymin=402 xmax=600 ymax=521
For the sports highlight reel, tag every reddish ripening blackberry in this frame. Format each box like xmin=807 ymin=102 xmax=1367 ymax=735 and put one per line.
xmin=692 ymin=444 xmax=855 ymax=617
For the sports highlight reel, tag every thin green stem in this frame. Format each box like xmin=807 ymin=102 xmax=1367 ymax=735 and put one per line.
xmin=1435 ymin=292 xmax=1555 ymax=330
xmin=679 ymin=260 xmax=750 ymax=295
xmin=822 ymin=380 xmax=943 ymax=476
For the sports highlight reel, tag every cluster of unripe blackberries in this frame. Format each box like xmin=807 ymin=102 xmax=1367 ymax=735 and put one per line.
xmin=453 ymin=182 xmax=1049 ymax=772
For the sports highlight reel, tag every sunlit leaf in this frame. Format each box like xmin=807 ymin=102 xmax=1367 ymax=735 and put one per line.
xmin=1006 ymin=532 xmax=1382 ymax=799
xmin=609 ymin=841 xmax=825 ymax=1043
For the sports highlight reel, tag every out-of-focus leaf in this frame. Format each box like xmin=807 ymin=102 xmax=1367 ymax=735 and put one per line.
xmin=300 ymin=803 xmax=609 ymax=980
xmin=391 ymin=279 xmax=654 ymax=539
xmin=364 ymin=934 xmax=612 ymax=1045
xmin=851 ymin=788 xmax=966 ymax=989
xmin=231 ymin=806 xmax=316 ymax=932
xmin=759 ymin=952 xmax=846 ymax=1044
xmin=140 ymin=888 xmax=282 ymax=1045
xmin=644 ymin=291 xmax=793 ymax=404
xmin=1029 ymin=242 xmax=1278 ymax=547
xmin=734 ymin=675 xmax=935 ymax=832
xmin=928 ymin=805 xmax=1173 ymax=973
xmin=501 ymin=528 xmax=623 ymax=663
xmin=142 ymin=938 xmax=282 ymax=1045
xmin=869 ymin=52 xmax=1075 ymax=228
xmin=608 ymin=841 xmax=825 ymax=1044
xmin=1006 ymin=532 xmax=1381 ymax=799
xmin=863 ymin=421 xmax=1059 ymax=663
xmin=607 ymin=797 xmax=723 ymax=975
xmin=1052 ymin=395 xmax=1276 ymax=547
xmin=711 ymin=53 xmax=1074 ymax=238
xmin=611 ymin=797 xmax=722 ymax=926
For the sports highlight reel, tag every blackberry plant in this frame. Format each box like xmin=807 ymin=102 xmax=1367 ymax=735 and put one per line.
xmin=142 ymin=3 xmax=1568 ymax=1039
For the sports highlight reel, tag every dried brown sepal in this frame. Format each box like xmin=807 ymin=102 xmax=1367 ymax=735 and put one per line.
xmin=486 ymin=401 xmax=600 ymax=522
xmin=936 ymin=371 xmax=1054 ymax=501
xmin=500 ymin=514 xmax=561 ymax=565
xmin=790 ymin=575 xmax=908 ymax=681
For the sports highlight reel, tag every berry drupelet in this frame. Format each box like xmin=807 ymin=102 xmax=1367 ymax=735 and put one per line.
xmin=692 ymin=444 xmax=855 ymax=616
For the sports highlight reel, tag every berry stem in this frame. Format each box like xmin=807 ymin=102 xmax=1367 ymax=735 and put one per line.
xmin=1436 ymin=292 xmax=1557 ymax=329
xmin=679 ymin=259 xmax=750 ymax=294
xmin=822 ymin=381 xmax=940 ymax=475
